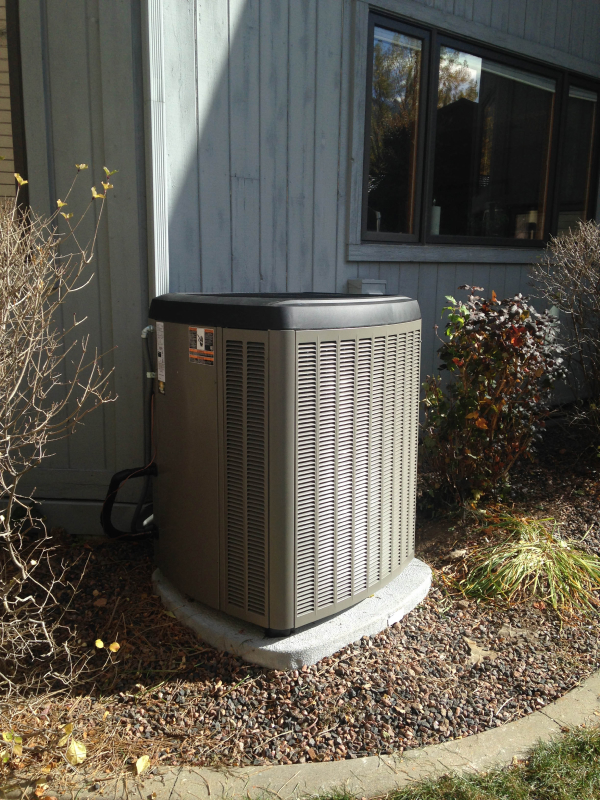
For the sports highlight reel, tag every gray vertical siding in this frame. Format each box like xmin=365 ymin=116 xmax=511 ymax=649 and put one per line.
xmin=15 ymin=0 xmax=600 ymax=518
xmin=18 ymin=0 xmax=148 ymax=509
xmin=161 ymin=0 xmax=600 ymax=385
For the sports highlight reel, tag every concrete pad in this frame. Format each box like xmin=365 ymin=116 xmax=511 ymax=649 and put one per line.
xmin=152 ymin=559 xmax=432 ymax=669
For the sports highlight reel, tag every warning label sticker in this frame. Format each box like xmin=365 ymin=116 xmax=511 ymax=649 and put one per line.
xmin=189 ymin=327 xmax=215 ymax=365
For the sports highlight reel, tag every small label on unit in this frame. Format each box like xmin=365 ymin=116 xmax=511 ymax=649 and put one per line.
xmin=156 ymin=321 xmax=166 ymax=382
xmin=189 ymin=326 xmax=215 ymax=365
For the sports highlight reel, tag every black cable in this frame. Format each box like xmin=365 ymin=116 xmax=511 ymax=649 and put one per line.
xmin=100 ymin=328 xmax=157 ymax=538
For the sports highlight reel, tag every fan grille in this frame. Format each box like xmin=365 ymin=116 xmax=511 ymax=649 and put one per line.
xmin=295 ymin=328 xmax=421 ymax=619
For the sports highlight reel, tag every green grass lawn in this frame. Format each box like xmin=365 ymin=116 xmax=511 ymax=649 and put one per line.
xmin=328 ymin=726 xmax=600 ymax=800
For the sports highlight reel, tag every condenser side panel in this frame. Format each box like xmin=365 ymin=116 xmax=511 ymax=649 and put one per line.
xmin=154 ymin=321 xmax=221 ymax=608
xmin=267 ymin=330 xmax=297 ymax=632
xmin=219 ymin=329 xmax=270 ymax=628
xmin=294 ymin=321 xmax=421 ymax=628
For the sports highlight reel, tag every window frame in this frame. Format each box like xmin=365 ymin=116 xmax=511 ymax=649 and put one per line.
xmin=361 ymin=14 xmax=430 ymax=243
xmin=552 ymin=72 xmax=600 ymax=236
xmin=361 ymin=11 xmax=600 ymax=249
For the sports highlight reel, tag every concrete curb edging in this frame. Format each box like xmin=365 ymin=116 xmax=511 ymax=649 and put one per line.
xmin=152 ymin=560 xmax=432 ymax=669
xmin=121 ymin=669 xmax=600 ymax=800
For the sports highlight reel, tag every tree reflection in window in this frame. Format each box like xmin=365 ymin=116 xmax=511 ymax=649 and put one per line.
xmin=367 ymin=27 xmax=422 ymax=234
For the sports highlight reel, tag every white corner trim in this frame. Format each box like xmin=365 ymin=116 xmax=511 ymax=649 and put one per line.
xmin=146 ymin=0 xmax=169 ymax=298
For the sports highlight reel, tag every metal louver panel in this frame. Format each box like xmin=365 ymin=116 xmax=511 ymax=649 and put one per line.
xmin=224 ymin=337 xmax=268 ymax=624
xmin=296 ymin=343 xmax=317 ymax=616
xmin=295 ymin=323 xmax=421 ymax=623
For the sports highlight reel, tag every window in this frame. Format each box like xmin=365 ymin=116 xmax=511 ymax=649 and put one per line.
xmin=362 ymin=13 xmax=600 ymax=247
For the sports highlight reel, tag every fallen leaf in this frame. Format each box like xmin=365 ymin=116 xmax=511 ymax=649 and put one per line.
xmin=136 ymin=754 xmax=150 ymax=775
xmin=108 ymin=642 xmax=120 ymax=653
xmin=63 ymin=723 xmax=73 ymax=734
xmin=163 ymin=610 xmax=175 ymax=618
xmin=93 ymin=598 xmax=107 ymax=607
xmin=95 ymin=639 xmax=104 ymax=649
xmin=34 ymin=784 xmax=47 ymax=797
xmin=66 ymin=739 xmax=86 ymax=766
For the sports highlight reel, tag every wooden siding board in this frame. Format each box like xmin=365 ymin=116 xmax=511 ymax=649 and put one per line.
xmin=98 ymin=0 xmax=147 ymax=474
xmin=19 ymin=0 xmax=53 ymax=211
xmin=524 ymin=0 xmax=543 ymax=44
xmin=433 ymin=264 xmax=458 ymax=358
xmin=163 ymin=0 xmax=201 ymax=293
xmin=453 ymin=0 xmax=466 ymax=19
xmin=538 ymin=0 xmax=558 ymax=48
xmin=507 ymin=0 xmax=526 ymax=38
xmin=504 ymin=264 xmax=525 ymax=299
xmin=378 ymin=263 xmax=399 ymax=294
xmin=416 ymin=264 xmax=439 ymax=381
xmin=286 ymin=0 xmax=317 ymax=292
xmin=568 ymin=0 xmax=586 ymax=58
xmin=583 ymin=0 xmax=599 ymax=63
xmin=398 ymin=263 xmax=420 ymax=302
xmin=229 ymin=0 xmax=260 ymax=292
xmin=86 ymin=0 xmax=115 ymax=474
xmin=473 ymin=0 xmax=492 ymax=27
xmin=312 ymin=0 xmax=343 ymax=292
xmin=335 ymin=0 xmax=352 ymax=291
xmin=259 ymin=0 xmax=289 ymax=293
xmin=196 ymin=0 xmax=232 ymax=292
xmin=488 ymin=264 xmax=507 ymax=299
xmin=347 ymin=0 xmax=368 ymax=248
xmin=46 ymin=1 xmax=104 ymax=472
xmin=454 ymin=263 xmax=475 ymax=293
xmin=554 ymin=0 xmax=573 ymax=53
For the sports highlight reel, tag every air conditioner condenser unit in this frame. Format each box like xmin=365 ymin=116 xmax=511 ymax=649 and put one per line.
xmin=149 ymin=293 xmax=421 ymax=636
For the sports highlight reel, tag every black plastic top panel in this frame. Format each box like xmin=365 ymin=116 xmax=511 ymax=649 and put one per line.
xmin=149 ymin=293 xmax=421 ymax=331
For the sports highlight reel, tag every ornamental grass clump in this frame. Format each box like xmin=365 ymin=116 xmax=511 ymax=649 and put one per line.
xmin=421 ymin=286 xmax=566 ymax=507
xmin=460 ymin=516 xmax=600 ymax=617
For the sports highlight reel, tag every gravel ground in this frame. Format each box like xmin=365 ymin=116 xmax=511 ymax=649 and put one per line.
xmin=2 ymin=419 xmax=600 ymax=781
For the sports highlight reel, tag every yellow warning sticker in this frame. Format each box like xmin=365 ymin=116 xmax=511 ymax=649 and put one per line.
xmin=188 ymin=327 xmax=215 ymax=365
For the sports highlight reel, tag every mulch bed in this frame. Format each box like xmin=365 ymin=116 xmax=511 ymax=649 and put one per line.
xmin=2 ymin=417 xmax=600 ymax=786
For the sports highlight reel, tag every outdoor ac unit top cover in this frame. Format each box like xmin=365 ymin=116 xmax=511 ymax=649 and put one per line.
xmin=149 ymin=292 xmax=420 ymax=330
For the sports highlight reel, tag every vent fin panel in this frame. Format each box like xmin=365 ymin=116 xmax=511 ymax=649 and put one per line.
xmin=224 ymin=339 xmax=267 ymax=621
xmin=296 ymin=327 xmax=420 ymax=619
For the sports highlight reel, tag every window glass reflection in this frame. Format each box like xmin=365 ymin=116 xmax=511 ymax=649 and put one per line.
xmin=367 ymin=27 xmax=422 ymax=234
xmin=557 ymin=87 xmax=597 ymax=235
xmin=432 ymin=47 xmax=555 ymax=239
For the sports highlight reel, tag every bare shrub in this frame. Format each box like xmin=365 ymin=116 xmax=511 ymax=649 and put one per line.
xmin=0 ymin=169 xmax=115 ymax=696
xmin=531 ymin=220 xmax=600 ymax=426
